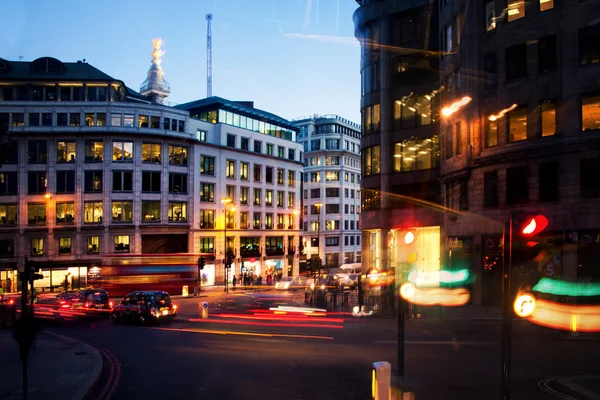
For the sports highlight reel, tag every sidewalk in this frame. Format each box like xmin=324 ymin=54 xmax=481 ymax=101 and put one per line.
xmin=0 ymin=331 xmax=102 ymax=400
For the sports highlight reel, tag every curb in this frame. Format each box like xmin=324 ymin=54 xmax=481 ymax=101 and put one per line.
xmin=42 ymin=331 xmax=103 ymax=400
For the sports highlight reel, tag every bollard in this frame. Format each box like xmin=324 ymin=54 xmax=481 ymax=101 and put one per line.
xmin=182 ymin=285 xmax=189 ymax=297
xmin=199 ymin=302 xmax=209 ymax=318
xmin=372 ymin=361 xmax=391 ymax=400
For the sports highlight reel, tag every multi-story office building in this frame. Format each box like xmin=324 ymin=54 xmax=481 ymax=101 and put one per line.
xmin=439 ymin=0 xmax=600 ymax=305
xmin=0 ymin=56 xmax=302 ymax=294
xmin=294 ymin=115 xmax=362 ymax=270
xmin=353 ymin=1 xmax=443 ymax=275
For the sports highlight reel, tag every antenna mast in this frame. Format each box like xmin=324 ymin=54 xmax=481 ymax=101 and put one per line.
xmin=206 ymin=13 xmax=213 ymax=97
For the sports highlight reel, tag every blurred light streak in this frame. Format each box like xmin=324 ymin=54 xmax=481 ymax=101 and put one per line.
xmin=407 ymin=269 xmax=470 ymax=287
xmin=152 ymin=327 xmax=334 ymax=340
xmin=488 ymin=104 xmax=517 ymax=121
xmin=441 ymin=96 xmax=472 ymax=117
xmin=212 ymin=313 xmax=343 ymax=323
xmin=269 ymin=306 xmax=327 ymax=314
xmin=400 ymin=283 xmax=470 ymax=306
xmin=514 ymin=293 xmax=536 ymax=317
xmin=525 ymin=298 xmax=600 ymax=332
xmin=188 ymin=318 xmax=343 ymax=329
xmin=532 ymin=277 xmax=600 ymax=297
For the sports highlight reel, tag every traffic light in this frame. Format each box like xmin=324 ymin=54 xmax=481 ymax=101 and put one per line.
xmin=512 ymin=212 xmax=550 ymax=286
xmin=30 ymin=264 xmax=43 ymax=283
xmin=519 ymin=214 xmax=549 ymax=237
xmin=198 ymin=257 xmax=205 ymax=270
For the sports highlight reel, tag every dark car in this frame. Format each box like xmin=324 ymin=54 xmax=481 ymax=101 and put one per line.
xmin=56 ymin=291 xmax=80 ymax=308
xmin=110 ymin=291 xmax=177 ymax=325
xmin=74 ymin=289 xmax=112 ymax=310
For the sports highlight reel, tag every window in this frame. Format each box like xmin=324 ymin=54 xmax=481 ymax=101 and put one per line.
xmin=226 ymin=134 xmax=236 ymax=148
xmin=266 ymin=167 xmax=273 ymax=184
xmin=277 ymin=169 xmax=284 ymax=185
xmin=508 ymin=106 xmax=528 ymax=142
xmin=142 ymin=143 xmax=161 ymax=163
xmin=506 ymin=166 xmax=529 ymax=205
xmin=112 ymin=201 xmax=133 ymax=222
xmin=31 ymin=238 xmax=44 ymax=256
xmin=325 ymin=139 xmax=339 ymax=150
xmin=325 ymin=156 xmax=339 ymax=166
xmin=169 ymin=202 xmax=187 ymax=222
xmin=326 ymin=188 xmax=339 ymax=197
xmin=265 ymin=190 xmax=273 ymax=207
xmin=142 ymin=171 xmax=161 ymax=192
xmin=150 ymin=116 xmax=160 ymax=129
xmin=240 ymin=212 xmax=248 ymax=229
xmin=28 ymin=140 xmax=47 ymax=163
xmin=163 ymin=117 xmax=171 ymax=130
xmin=326 ymin=204 xmax=339 ymax=214
xmin=484 ymin=172 xmax=499 ymax=207
xmin=85 ymin=141 xmax=103 ymax=162
xmin=345 ymin=205 xmax=349 ymax=214
xmin=199 ymin=237 xmax=214 ymax=253
xmin=311 ymin=189 xmax=320 ymax=198
xmin=326 ymin=237 xmax=339 ymax=247
xmin=253 ymin=212 xmax=261 ymax=229
xmin=111 ymin=141 xmax=133 ymax=162
xmin=288 ymin=170 xmax=296 ymax=187
xmin=169 ymin=173 xmax=187 ymax=194
xmin=58 ymin=237 xmax=72 ymax=255
xmin=112 ymin=171 xmax=132 ymax=192
xmin=138 ymin=115 xmax=149 ymax=128
xmin=277 ymin=191 xmax=284 ymax=207
xmin=28 ymin=203 xmax=46 ymax=225
xmin=28 ymin=172 xmax=47 ymax=194
xmin=253 ymin=164 xmax=262 ymax=182
xmin=459 ymin=179 xmax=469 ymax=210
xmin=253 ymin=188 xmax=262 ymax=205
xmin=311 ymin=205 xmax=321 ymax=215
xmin=197 ymin=129 xmax=207 ymax=142
xmin=199 ymin=210 xmax=215 ymax=229
xmin=240 ymin=187 xmax=249 ymax=205
xmin=241 ymin=137 xmax=249 ymax=151
xmin=254 ymin=140 xmax=262 ymax=153
xmin=41 ymin=112 xmax=53 ymax=127
xmin=288 ymin=192 xmax=295 ymax=208
xmin=114 ymin=235 xmax=130 ymax=253
xmin=240 ymin=162 xmax=249 ymax=180
xmin=200 ymin=183 xmax=215 ymax=202
xmin=311 ymin=172 xmax=321 ymax=183
xmin=485 ymin=120 xmax=498 ymax=147
xmin=226 ymin=185 xmax=235 ymax=203
xmin=486 ymin=1 xmax=496 ymax=31
xmin=278 ymin=146 xmax=285 ymax=158
xmin=87 ymin=236 xmax=99 ymax=254
xmin=0 ymin=172 xmax=17 ymax=195
xmin=455 ymin=122 xmax=462 ymax=155
xmin=83 ymin=171 xmax=102 ymax=193
xmin=84 ymin=202 xmax=103 ymax=223
xmin=168 ymin=145 xmax=188 ymax=165
xmin=582 ymin=94 xmax=600 ymax=131
xmin=57 ymin=141 xmax=76 ymax=163
xmin=580 ymin=158 xmax=600 ymax=198
xmin=70 ymin=113 xmax=81 ymax=127
xmin=265 ymin=213 xmax=273 ymax=229
xmin=579 ymin=25 xmax=600 ymax=66
xmin=506 ymin=44 xmax=527 ymax=81
xmin=0 ymin=204 xmax=17 ymax=225
xmin=266 ymin=143 xmax=274 ymax=155
xmin=538 ymin=36 xmax=557 ymax=73
xmin=507 ymin=0 xmax=525 ymax=22
xmin=361 ymin=104 xmax=380 ymax=135
xmin=142 ymin=201 xmax=160 ymax=222
xmin=363 ymin=146 xmax=381 ymax=176
xmin=484 ymin=54 xmax=497 ymax=90
xmin=111 ymin=113 xmax=122 ymax=126
xmin=29 ymin=113 xmax=40 ymax=126
xmin=85 ymin=113 xmax=97 ymax=126
xmin=326 ymin=171 xmax=339 ymax=181
xmin=200 ymin=156 xmax=215 ymax=175
xmin=445 ymin=23 xmax=453 ymax=52
xmin=326 ymin=220 xmax=340 ymax=231
xmin=393 ymin=137 xmax=440 ymax=172
xmin=541 ymin=100 xmax=556 ymax=137
xmin=539 ymin=162 xmax=558 ymax=202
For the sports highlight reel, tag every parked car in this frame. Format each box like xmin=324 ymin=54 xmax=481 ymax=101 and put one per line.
xmin=110 ymin=291 xmax=177 ymax=325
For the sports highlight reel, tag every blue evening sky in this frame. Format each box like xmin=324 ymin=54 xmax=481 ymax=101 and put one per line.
xmin=2 ymin=0 xmax=361 ymax=123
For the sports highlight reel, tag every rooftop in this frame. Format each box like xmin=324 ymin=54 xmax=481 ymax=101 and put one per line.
xmin=292 ymin=114 xmax=361 ymax=130
xmin=175 ymin=96 xmax=299 ymax=132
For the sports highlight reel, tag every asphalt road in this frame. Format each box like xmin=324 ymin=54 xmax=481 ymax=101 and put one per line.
xmin=40 ymin=290 xmax=600 ymax=400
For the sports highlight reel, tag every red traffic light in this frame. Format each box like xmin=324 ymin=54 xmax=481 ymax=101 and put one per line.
xmin=521 ymin=215 xmax=548 ymax=236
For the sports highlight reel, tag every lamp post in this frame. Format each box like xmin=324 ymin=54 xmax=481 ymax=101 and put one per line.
xmin=220 ymin=198 xmax=235 ymax=293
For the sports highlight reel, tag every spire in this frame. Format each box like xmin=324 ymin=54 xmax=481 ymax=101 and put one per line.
xmin=140 ymin=38 xmax=171 ymax=104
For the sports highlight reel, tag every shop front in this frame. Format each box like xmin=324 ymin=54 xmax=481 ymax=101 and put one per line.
xmin=0 ymin=263 xmax=17 ymax=293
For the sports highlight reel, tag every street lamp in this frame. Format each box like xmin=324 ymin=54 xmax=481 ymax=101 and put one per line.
xmin=220 ymin=197 xmax=235 ymax=293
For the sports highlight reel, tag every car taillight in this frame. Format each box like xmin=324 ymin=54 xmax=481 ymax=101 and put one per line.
xmin=61 ymin=304 xmax=70 ymax=308
xmin=173 ymin=304 xmax=177 ymax=311
xmin=109 ymin=301 xmax=113 ymax=308
xmin=9 ymin=299 xmax=14 ymax=305
xmin=84 ymin=303 xmax=90 ymax=308
xmin=59 ymin=301 xmax=66 ymax=304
